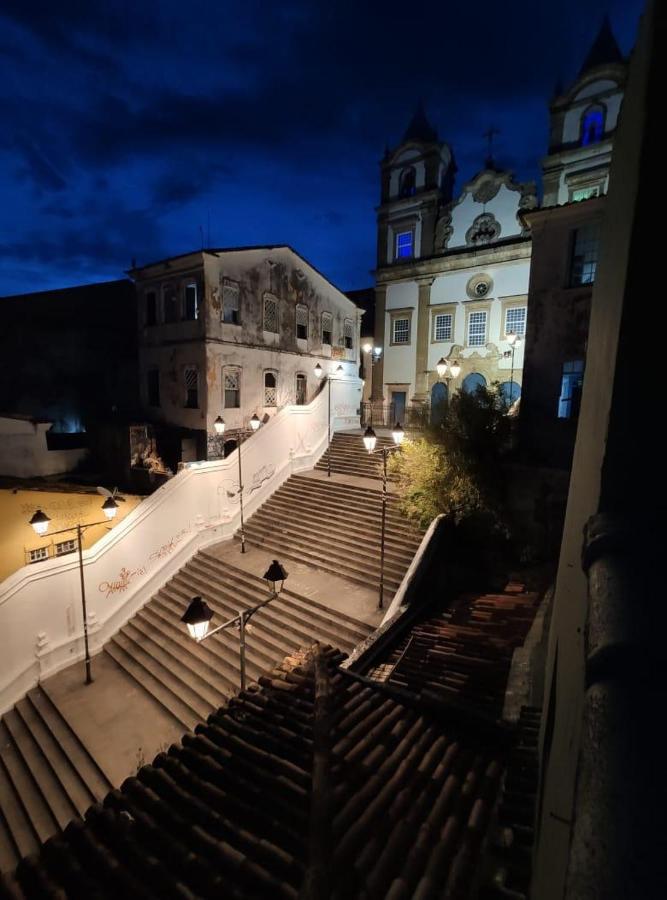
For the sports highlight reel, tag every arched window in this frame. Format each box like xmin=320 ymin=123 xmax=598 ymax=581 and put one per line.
xmin=264 ymin=371 xmax=277 ymax=407
xmin=399 ymin=167 xmax=416 ymax=198
xmin=295 ymin=373 xmax=307 ymax=406
xmin=430 ymin=381 xmax=448 ymax=425
xmin=500 ymin=381 xmax=521 ymax=407
xmin=462 ymin=372 xmax=487 ymax=395
xmin=581 ymin=106 xmax=605 ymax=146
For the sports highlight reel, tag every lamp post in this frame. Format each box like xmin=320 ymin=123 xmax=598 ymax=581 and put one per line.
xmin=362 ymin=344 xmax=383 ymax=423
xmin=180 ymin=559 xmax=288 ymax=691
xmin=314 ymin=362 xmax=344 ymax=477
xmin=214 ymin=413 xmax=261 ymax=553
xmin=503 ymin=332 xmax=522 ymax=408
xmin=363 ymin=422 xmax=405 ymax=610
xmin=28 ymin=497 xmax=119 ymax=685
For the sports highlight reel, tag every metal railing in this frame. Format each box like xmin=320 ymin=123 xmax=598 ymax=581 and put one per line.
xmin=360 ymin=402 xmax=429 ymax=428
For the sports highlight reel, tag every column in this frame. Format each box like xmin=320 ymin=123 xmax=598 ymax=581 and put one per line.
xmin=413 ymin=277 xmax=434 ymax=403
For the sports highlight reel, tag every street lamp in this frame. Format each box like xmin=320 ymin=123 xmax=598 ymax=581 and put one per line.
xmin=503 ymin=332 xmax=522 ymax=407
xmin=180 ymin=559 xmax=288 ymax=691
xmin=229 ymin=414 xmax=262 ymax=553
xmin=314 ymin=362 xmax=344 ymax=477
xmin=436 ymin=357 xmax=461 ymax=380
xmin=213 ymin=416 xmax=225 ymax=435
xmin=28 ymin=497 xmax=119 ymax=685
xmin=363 ymin=423 xmax=405 ymax=610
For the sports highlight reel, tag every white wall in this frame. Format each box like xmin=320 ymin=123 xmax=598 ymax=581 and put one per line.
xmin=0 ymin=418 xmax=87 ymax=478
xmin=449 ymin=184 xmax=524 ymax=248
xmin=0 ymin=379 xmax=363 ymax=714
xmin=384 ymin=281 xmax=418 ymax=391
xmin=562 ymin=83 xmax=624 ymax=143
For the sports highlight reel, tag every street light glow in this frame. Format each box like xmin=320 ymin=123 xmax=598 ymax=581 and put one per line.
xmin=314 ymin=362 xmax=323 ymax=378
xmin=102 ymin=497 xmax=118 ymax=520
xmin=436 ymin=357 xmax=448 ymax=378
xmin=250 ymin=413 xmax=261 ymax=431
xmin=214 ymin=416 xmax=226 ymax=434
xmin=29 ymin=509 xmax=51 ymax=536
xmin=363 ymin=426 xmax=377 ymax=453
xmin=181 ymin=595 xmax=214 ymax=641
xmin=392 ymin=422 xmax=405 ymax=445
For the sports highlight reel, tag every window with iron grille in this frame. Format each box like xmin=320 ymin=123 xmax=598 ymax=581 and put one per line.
xmin=392 ymin=317 xmax=410 ymax=344
xmin=163 ymin=284 xmax=179 ymax=323
xmin=29 ymin=547 xmax=49 ymax=563
xmin=321 ymin=312 xmax=333 ymax=346
xmin=505 ymin=307 xmax=526 ymax=337
xmin=296 ymin=305 xmax=308 ymax=340
xmin=55 ymin=539 xmax=76 ymax=557
xmin=184 ymin=282 xmax=199 ymax=320
xmin=222 ymin=280 xmax=240 ymax=325
xmin=433 ymin=313 xmax=452 ymax=342
xmin=295 ymin=373 xmax=307 ymax=405
xmin=184 ymin=367 xmax=199 ymax=408
xmin=343 ymin=318 xmax=354 ymax=350
xmin=264 ymin=371 xmax=277 ymax=406
xmin=145 ymin=291 xmax=157 ymax=326
xmin=147 ymin=369 xmax=160 ymax=407
xmin=467 ymin=311 xmax=487 ymax=347
xmin=263 ymin=296 xmax=278 ymax=332
xmin=570 ymin=225 xmax=600 ymax=286
xmin=224 ymin=368 xmax=240 ymax=408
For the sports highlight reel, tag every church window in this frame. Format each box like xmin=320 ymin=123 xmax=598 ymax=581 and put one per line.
xmin=321 ymin=312 xmax=333 ymax=346
xmin=163 ymin=284 xmax=179 ymax=323
xmin=264 ymin=371 xmax=277 ymax=407
xmin=569 ymin=225 xmax=600 ymax=286
xmin=184 ymin=282 xmax=199 ymax=320
xmin=581 ymin=107 xmax=604 ymax=146
xmin=399 ymin=167 xmax=416 ymax=198
xmin=392 ymin=317 xmax=410 ymax=345
xmin=505 ymin=307 xmax=527 ymax=337
xmin=263 ymin=295 xmax=278 ymax=333
xmin=296 ymin=305 xmax=308 ymax=340
xmin=147 ymin=369 xmax=160 ymax=407
xmin=145 ymin=290 xmax=157 ymax=326
xmin=295 ymin=373 xmax=307 ymax=405
xmin=558 ymin=360 xmax=584 ymax=418
xmin=184 ymin=367 xmax=199 ymax=408
xmin=222 ymin=279 xmax=240 ymax=325
xmin=434 ymin=313 xmax=452 ymax=342
xmin=467 ymin=311 xmax=487 ymax=347
xmin=395 ymin=231 xmax=413 ymax=259
xmin=343 ymin=318 xmax=354 ymax=349
xmin=224 ymin=367 xmax=241 ymax=408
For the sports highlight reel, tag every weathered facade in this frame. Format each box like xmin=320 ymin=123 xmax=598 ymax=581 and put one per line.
xmin=131 ymin=245 xmax=361 ymax=461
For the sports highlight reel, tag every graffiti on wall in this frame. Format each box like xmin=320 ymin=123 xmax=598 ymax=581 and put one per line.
xmin=98 ymin=524 xmax=191 ymax=599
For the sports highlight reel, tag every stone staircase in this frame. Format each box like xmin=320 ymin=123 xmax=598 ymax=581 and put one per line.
xmin=315 ymin=431 xmax=397 ymax=479
xmin=243 ymin=474 xmax=423 ymax=596
xmin=0 ymin=687 xmax=112 ymax=874
xmin=105 ymin=552 xmax=373 ymax=733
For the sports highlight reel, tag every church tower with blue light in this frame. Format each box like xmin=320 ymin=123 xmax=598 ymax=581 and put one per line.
xmin=542 ymin=17 xmax=626 ymax=206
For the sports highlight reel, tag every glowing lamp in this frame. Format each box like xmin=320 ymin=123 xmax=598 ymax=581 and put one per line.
xmin=29 ymin=510 xmax=51 ymax=536
xmin=181 ymin=596 xmax=214 ymax=641
xmin=314 ymin=362 xmax=323 ymax=378
xmin=436 ymin=358 xmax=448 ymax=378
xmin=506 ymin=331 xmax=517 ymax=346
xmin=264 ymin=559 xmax=288 ymax=594
xmin=336 ymin=364 xmax=344 ymax=374
xmin=392 ymin=422 xmax=405 ymax=445
xmin=102 ymin=497 xmax=118 ymax=520
xmin=250 ymin=414 xmax=261 ymax=431
xmin=214 ymin=416 xmax=226 ymax=435
xmin=514 ymin=336 xmax=522 ymax=348
xmin=363 ymin=426 xmax=377 ymax=453
xmin=363 ymin=343 xmax=373 ymax=354
xmin=449 ymin=360 xmax=461 ymax=378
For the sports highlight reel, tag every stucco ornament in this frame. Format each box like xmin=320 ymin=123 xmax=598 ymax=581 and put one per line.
xmin=466 ymin=273 xmax=494 ymax=299
xmin=435 ymin=209 xmax=454 ymax=250
xmin=471 ymin=173 xmax=502 ymax=204
xmin=466 ymin=214 xmax=501 ymax=246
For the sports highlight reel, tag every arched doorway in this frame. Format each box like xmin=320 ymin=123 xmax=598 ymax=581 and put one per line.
xmin=430 ymin=381 xmax=448 ymax=425
xmin=500 ymin=381 xmax=521 ymax=407
xmin=462 ymin=372 xmax=487 ymax=395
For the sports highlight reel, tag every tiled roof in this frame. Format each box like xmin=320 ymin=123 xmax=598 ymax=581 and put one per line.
xmin=4 ymin=646 xmax=510 ymax=900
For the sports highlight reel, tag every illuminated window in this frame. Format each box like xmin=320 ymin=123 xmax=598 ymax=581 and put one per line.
xmin=321 ymin=312 xmax=332 ymax=346
xmin=467 ymin=311 xmax=487 ymax=347
xmin=224 ymin=368 xmax=240 ymax=408
xmin=264 ymin=371 xmax=277 ymax=407
xmin=558 ymin=360 xmax=584 ymax=418
xmin=395 ymin=231 xmax=413 ymax=260
xmin=147 ymin=369 xmax=160 ymax=407
xmin=29 ymin=547 xmax=49 ymax=563
xmin=343 ymin=318 xmax=354 ymax=349
xmin=55 ymin=539 xmax=76 ymax=557
xmin=296 ymin=305 xmax=308 ymax=340
xmin=184 ymin=367 xmax=199 ymax=408
xmin=581 ymin=107 xmax=604 ymax=146
xmin=505 ymin=307 xmax=527 ymax=337
xmin=570 ymin=225 xmax=600 ymax=286
xmin=392 ymin=317 xmax=410 ymax=344
xmin=571 ymin=186 xmax=600 ymax=202
xmin=433 ymin=313 xmax=452 ymax=342
xmin=263 ymin=296 xmax=278 ymax=333
xmin=222 ymin=279 xmax=240 ymax=325
xmin=184 ymin=282 xmax=199 ymax=320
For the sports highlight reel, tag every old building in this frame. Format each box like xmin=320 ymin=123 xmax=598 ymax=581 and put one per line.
xmin=130 ymin=245 xmax=361 ymax=462
xmin=519 ymin=19 xmax=627 ymax=468
xmin=373 ymin=109 xmax=536 ymax=424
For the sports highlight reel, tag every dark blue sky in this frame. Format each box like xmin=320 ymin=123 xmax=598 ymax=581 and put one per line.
xmin=0 ymin=0 xmax=643 ymax=296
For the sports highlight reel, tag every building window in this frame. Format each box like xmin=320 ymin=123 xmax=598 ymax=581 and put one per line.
xmin=29 ymin=547 xmax=49 ymax=563
xmin=462 ymin=372 xmax=487 ymax=395
xmin=395 ymin=231 xmax=413 ymax=260
xmin=467 ymin=310 xmax=487 ymax=347
xmin=163 ymin=285 xmax=179 ymax=323
xmin=264 ymin=371 xmax=277 ymax=407
xmin=392 ymin=317 xmax=410 ymax=345
xmin=222 ymin=280 xmax=240 ymax=325
xmin=570 ymin=225 xmax=600 ymax=286
xmin=145 ymin=291 xmax=157 ymax=326
xmin=581 ymin=107 xmax=604 ymax=146
xmin=433 ymin=313 xmax=452 ymax=342
xmin=263 ymin=296 xmax=278 ymax=333
xmin=184 ymin=367 xmax=199 ymax=408
xmin=505 ymin=307 xmax=527 ymax=337
xmin=399 ymin=167 xmax=416 ymax=198
xmin=55 ymin=539 xmax=76 ymax=557
xmin=184 ymin=282 xmax=199 ymax=320
xmin=571 ymin=185 xmax=600 ymax=202
xmin=296 ymin=305 xmax=308 ymax=340
xmin=295 ymin=373 xmax=307 ymax=405
xmin=224 ymin=368 xmax=240 ymax=408
xmin=343 ymin=318 xmax=354 ymax=350
xmin=321 ymin=312 xmax=333 ymax=346
xmin=558 ymin=360 xmax=584 ymax=419
xmin=147 ymin=369 xmax=160 ymax=407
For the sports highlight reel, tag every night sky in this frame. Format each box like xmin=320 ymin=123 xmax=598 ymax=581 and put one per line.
xmin=0 ymin=0 xmax=643 ymax=297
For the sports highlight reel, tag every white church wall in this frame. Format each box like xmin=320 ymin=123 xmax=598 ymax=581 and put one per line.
xmin=448 ymin=184 xmax=524 ymax=248
xmin=0 ymin=378 xmax=363 ymax=714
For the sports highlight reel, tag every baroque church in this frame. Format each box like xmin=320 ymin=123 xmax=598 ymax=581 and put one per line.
xmin=371 ymin=18 xmax=627 ymax=427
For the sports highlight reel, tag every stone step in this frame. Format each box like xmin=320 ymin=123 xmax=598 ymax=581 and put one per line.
xmin=288 ymin=475 xmax=411 ymax=515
